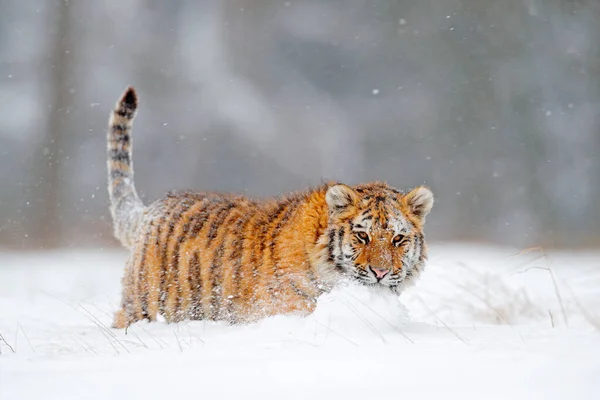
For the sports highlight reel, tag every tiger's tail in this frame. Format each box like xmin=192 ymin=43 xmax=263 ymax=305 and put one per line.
xmin=107 ymin=87 xmax=145 ymax=248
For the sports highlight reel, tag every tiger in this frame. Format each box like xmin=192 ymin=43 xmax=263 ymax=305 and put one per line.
xmin=108 ymin=87 xmax=434 ymax=329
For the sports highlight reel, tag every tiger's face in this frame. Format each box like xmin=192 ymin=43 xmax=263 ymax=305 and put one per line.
xmin=324 ymin=182 xmax=433 ymax=293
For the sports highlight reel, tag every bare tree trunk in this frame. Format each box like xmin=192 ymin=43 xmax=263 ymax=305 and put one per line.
xmin=31 ymin=0 xmax=75 ymax=248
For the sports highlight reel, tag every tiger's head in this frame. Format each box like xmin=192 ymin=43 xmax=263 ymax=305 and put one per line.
xmin=322 ymin=182 xmax=433 ymax=293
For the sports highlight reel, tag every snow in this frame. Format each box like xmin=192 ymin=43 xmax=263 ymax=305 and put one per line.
xmin=1 ymin=243 xmax=599 ymax=399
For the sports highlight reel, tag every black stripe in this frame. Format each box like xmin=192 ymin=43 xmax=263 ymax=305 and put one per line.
xmin=116 ymin=108 xmax=134 ymax=118
xmin=110 ymin=169 xmax=128 ymax=180
xmin=109 ymin=135 xmax=130 ymax=148
xmin=270 ymin=199 xmax=300 ymax=281
xmin=169 ymin=200 xmax=198 ymax=319
xmin=327 ymin=229 xmax=336 ymax=263
xmin=172 ymin=199 xmax=216 ymax=318
xmin=337 ymin=226 xmax=345 ymax=261
xmin=268 ymin=201 xmax=290 ymax=225
xmin=188 ymin=201 xmax=233 ymax=317
xmin=138 ymin=221 xmax=153 ymax=320
xmin=171 ymin=229 xmax=190 ymax=321
xmin=251 ymin=220 xmax=269 ymax=300
xmin=334 ymin=226 xmax=346 ymax=272
xmin=333 ymin=226 xmax=346 ymax=272
xmin=206 ymin=202 xmax=236 ymax=245
xmin=158 ymin=201 xmax=190 ymax=314
xmin=207 ymin=205 xmax=242 ymax=321
xmin=210 ymin=243 xmax=225 ymax=320
xmin=188 ymin=251 xmax=203 ymax=319
xmin=416 ymin=233 xmax=426 ymax=263
xmin=259 ymin=201 xmax=292 ymax=299
xmin=305 ymin=269 xmax=321 ymax=294
xmin=290 ymin=281 xmax=315 ymax=301
xmin=108 ymin=149 xmax=130 ymax=163
xmin=187 ymin=200 xmax=214 ymax=237
xmin=228 ymin=216 xmax=251 ymax=319
xmin=150 ymin=204 xmax=169 ymax=315
xmin=111 ymin=124 xmax=129 ymax=134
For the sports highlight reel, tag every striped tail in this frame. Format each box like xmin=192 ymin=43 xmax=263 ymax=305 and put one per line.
xmin=107 ymin=87 xmax=145 ymax=248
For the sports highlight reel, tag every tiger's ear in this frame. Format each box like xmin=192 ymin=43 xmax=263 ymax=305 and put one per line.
xmin=326 ymin=184 xmax=358 ymax=212
xmin=404 ymin=186 xmax=434 ymax=221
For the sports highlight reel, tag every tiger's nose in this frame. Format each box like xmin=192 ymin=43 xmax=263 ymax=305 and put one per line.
xmin=369 ymin=266 xmax=389 ymax=279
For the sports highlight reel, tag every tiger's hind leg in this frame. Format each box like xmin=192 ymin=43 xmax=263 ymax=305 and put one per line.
xmin=112 ymin=257 xmax=143 ymax=329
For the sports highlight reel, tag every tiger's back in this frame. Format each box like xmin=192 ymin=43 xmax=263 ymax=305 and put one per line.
xmin=108 ymin=87 xmax=434 ymax=329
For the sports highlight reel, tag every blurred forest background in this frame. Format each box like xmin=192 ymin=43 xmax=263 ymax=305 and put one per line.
xmin=1 ymin=0 xmax=599 ymax=250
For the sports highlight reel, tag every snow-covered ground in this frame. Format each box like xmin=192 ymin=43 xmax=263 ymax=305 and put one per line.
xmin=1 ymin=243 xmax=599 ymax=399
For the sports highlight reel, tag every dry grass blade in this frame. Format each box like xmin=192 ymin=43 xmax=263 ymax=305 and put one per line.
xmin=173 ymin=325 xmax=183 ymax=352
xmin=0 ymin=332 xmax=15 ymax=353
xmin=78 ymin=304 xmax=131 ymax=354
xmin=413 ymin=294 xmax=469 ymax=345
xmin=18 ymin=324 xmax=35 ymax=353
xmin=451 ymin=280 xmax=510 ymax=325
xmin=94 ymin=321 xmax=121 ymax=355
xmin=564 ymin=283 xmax=600 ymax=332
xmin=313 ymin=321 xmax=359 ymax=347
xmin=39 ymin=290 xmax=134 ymax=353
xmin=140 ymin=326 xmax=168 ymax=349
xmin=342 ymin=290 xmax=414 ymax=344
xmin=547 ymin=266 xmax=569 ymax=327
xmin=127 ymin=326 xmax=148 ymax=349
xmin=70 ymin=333 xmax=99 ymax=356
xmin=338 ymin=296 xmax=388 ymax=344
xmin=512 ymin=247 xmax=569 ymax=327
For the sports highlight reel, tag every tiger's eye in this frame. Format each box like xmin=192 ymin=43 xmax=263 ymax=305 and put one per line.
xmin=356 ymin=231 xmax=370 ymax=243
xmin=392 ymin=234 xmax=405 ymax=245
